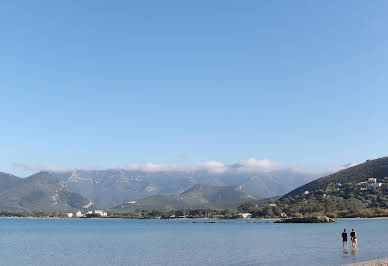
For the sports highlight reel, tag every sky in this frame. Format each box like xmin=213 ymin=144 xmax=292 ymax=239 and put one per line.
xmin=1 ymin=1 xmax=387 ymax=177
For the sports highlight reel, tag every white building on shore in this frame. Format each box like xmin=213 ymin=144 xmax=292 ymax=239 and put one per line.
xmin=233 ymin=213 xmax=252 ymax=219
xmin=94 ymin=210 xmax=108 ymax=217
xmin=86 ymin=210 xmax=108 ymax=217
xmin=75 ymin=211 xmax=84 ymax=217
xmin=66 ymin=210 xmax=109 ymax=218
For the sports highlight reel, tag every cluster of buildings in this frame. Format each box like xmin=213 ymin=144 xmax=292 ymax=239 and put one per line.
xmin=357 ymin=177 xmax=383 ymax=190
xmin=303 ymin=177 xmax=384 ymax=196
xmin=66 ymin=210 xmax=108 ymax=218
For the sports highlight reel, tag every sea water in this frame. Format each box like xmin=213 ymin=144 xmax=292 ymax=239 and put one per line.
xmin=0 ymin=218 xmax=387 ymax=265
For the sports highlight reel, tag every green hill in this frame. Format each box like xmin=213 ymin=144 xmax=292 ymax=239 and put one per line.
xmin=275 ymin=157 xmax=388 ymax=217
xmin=112 ymin=184 xmax=258 ymax=212
xmin=0 ymin=172 xmax=94 ymax=211
xmin=180 ymin=184 xmax=257 ymax=208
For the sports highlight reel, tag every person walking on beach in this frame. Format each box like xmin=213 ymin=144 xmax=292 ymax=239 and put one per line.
xmin=350 ymin=229 xmax=357 ymax=248
xmin=342 ymin=229 xmax=348 ymax=248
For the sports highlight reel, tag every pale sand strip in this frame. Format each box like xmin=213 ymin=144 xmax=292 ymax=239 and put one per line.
xmin=343 ymin=257 xmax=388 ymax=266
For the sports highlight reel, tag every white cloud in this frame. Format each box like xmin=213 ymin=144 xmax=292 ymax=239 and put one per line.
xmin=233 ymin=158 xmax=283 ymax=172
xmin=326 ymin=162 xmax=359 ymax=173
xmin=12 ymin=163 xmax=76 ymax=172
xmin=125 ymin=163 xmax=186 ymax=172
xmin=125 ymin=161 xmax=227 ymax=173
xmin=125 ymin=159 xmax=279 ymax=174
xmin=12 ymin=159 xmax=282 ymax=174
xmin=196 ymin=161 xmax=227 ymax=173
xmin=13 ymin=158 xmax=349 ymax=176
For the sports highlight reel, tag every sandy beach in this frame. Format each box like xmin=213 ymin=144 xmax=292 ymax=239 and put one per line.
xmin=343 ymin=257 xmax=388 ymax=266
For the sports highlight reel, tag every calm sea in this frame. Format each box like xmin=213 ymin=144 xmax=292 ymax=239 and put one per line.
xmin=0 ymin=218 xmax=387 ymax=265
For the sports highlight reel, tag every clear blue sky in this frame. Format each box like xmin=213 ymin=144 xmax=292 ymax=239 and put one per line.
xmin=1 ymin=0 xmax=387 ymax=176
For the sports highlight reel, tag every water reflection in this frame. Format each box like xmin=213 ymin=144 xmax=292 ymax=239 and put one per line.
xmin=352 ymin=248 xmax=358 ymax=256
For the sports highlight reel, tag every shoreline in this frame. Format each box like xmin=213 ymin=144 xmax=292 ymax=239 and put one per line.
xmin=0 ymin=216 xmax=276 ymax=220
xmin=337 ymin=217 xmax=388 ymax=220
xmin=342 ymin=257 xmax=388 ymax=265
xmin=1 ymin=216 xmax=388 ymax=221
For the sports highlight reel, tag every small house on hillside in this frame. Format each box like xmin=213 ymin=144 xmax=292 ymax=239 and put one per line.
xmin=367 ymin=177 xmax=382 ymax=188
xmin=367 ymin=178 xmax=377 ymax=184
xmin=358 ymin=177 xmax=383 ymax=188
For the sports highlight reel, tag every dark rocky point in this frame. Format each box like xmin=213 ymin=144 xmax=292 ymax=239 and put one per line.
xmin=274 ymin=216 xmax=335 ymax=223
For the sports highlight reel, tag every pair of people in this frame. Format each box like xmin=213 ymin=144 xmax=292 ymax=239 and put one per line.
xmin=342 ymin=229 xmax=357 ymax=248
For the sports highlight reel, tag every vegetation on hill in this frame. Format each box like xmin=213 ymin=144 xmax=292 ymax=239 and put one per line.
xmin=238 ymin=157 xmax=388 ymax=218
xmin=109 ymin=208 xmax=238 ymax=219
xmin=111 ymin=184 xmax=258 ymax=212
xmin=0 ymin=209 xmax=69 ymax=218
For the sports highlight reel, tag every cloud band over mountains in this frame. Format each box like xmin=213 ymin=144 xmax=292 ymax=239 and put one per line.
xmin=13 ymin=158 xmax=283 ymax=174
xmin=124 ymin=158 xmax=283 ymax=174
xmin=12 ymin=158 xmax=360 ymax=175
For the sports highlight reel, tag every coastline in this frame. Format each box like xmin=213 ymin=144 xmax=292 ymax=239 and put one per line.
xmin=0 ymin=216 xmax=275 ymax=221
xmin=337 ymin=217 xmax=388 ymax=220
xmin=342 ymin=257 xmax=388 ymax=266
xmin=1 ymin=216 xmax=388 ymax=221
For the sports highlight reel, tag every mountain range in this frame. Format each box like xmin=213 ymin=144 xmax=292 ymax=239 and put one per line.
xmin=52 ymin=168 xmax=318 ymax=208
xmin=2 ymin=157 xmax=386 ymax=215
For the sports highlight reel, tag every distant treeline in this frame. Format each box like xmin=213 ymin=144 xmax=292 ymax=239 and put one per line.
xmin=110 ymin=208 xmax=238 ymax=219
xmin=2 ymin=205 xmax=388 ymax=219
xmin=0 ymin=210 xmax=69 ymax=218
xmin=237 ymin=201 xmax=388 ymax=218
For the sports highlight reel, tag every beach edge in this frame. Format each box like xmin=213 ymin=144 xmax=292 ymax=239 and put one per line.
xmin=342 ymin=257 xmax=388 ymax=266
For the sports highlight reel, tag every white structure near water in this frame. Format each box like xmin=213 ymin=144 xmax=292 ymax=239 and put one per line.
xmin=67 ymin=210 xmax=108 ymax=218
xmin=86 ymin=210 xmax=108 ymax=217
xmin=233 ymin=213 xmax=252 ymax=219
xmin=75 ymin=211 xmax=84 ymax=217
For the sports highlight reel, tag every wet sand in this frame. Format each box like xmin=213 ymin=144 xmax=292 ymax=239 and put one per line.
xmin=343 ymin=257 xmax=388 ymax=266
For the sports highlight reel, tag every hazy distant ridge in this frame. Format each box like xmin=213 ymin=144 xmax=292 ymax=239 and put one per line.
xmin=112 ymin=184 xmax=258 ymax=211
xmin=0 ymin=172 xmax=93 ymax=211
xmin=53 ymin=168 xmax=317 ymax=208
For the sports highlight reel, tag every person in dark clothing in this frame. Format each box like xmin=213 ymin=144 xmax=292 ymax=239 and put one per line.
xmin=342 ymin=229 xmax=348 ymax=248
xmin=350 ymin=229 xmax=357 ymax=248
